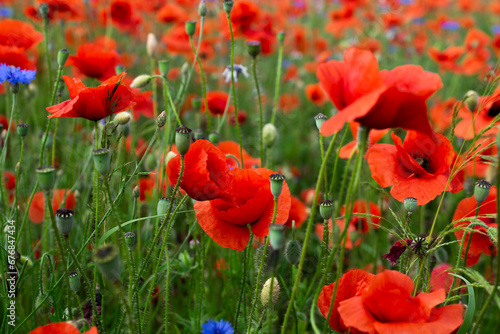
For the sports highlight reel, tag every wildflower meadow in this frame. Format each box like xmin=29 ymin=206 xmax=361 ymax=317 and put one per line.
xmin=1 ymin=0 xmax=500 ymax=333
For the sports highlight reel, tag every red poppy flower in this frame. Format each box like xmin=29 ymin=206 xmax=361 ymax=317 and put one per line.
xmin=305 ymin=83 xmax=328 ymax=106
xmin=464 ymin=137 xmax=497 ymax=178
xmin=167 ymin=140 xmax=231 ymax=201
xmin=318 ymin=269 xmax=374 ymax=333
xmin=317 ymin=47 xmax=442 ymax=137
xmin=285 ymin=195 xmax=308 ymax=228
xmin=453 ymin=188 xmax=498 ymax=266
xmin=100 ymin=0 xmax=142 ymax=34
xmin=26 ymin=0 xmax=83 ymax=22
xmin=382 ymin=238 xmax=412 ymax=265
xmin=428 ymin=46 xmax=464 ymax=73
xmin=338 ymin=200 xmax=381 ymax=234
xmin=0 ymin=19 xmax=44 ymax=50
xmin=194 ymin=168 xmax=291 ymax=251
xmin=29 ymin=322 xmax=97 ymax=334
xmin=430 ymin=263 xmax=455 ymax=293
xmin=337 ymin=270 xmax=463 ymax=334
xmin=66 ymin=43 xmax=122 ymax=81
xmin=157 ymin=3 xmax=188 ymax=24
xmin=229 ymin=110 xmax=247 ymax=126
xmin=0 ymin=45 xmax=37 ymax=70
xmin=29 ymin=189 xmax=76 ymax=224
xmin=46 ymin=74 xmax=136 ymax=121
xmin=3 ymin=171 xmax=15 ymax=191
xmin=366 ymin=131 xmax=464 ymax=205
xmin=218 ymin=141 xmax=261 ymax=169
xmin=429 ymin=98 xmax=464 ymax=133
xmin=201 ymin=91 xmax=232 ymax=116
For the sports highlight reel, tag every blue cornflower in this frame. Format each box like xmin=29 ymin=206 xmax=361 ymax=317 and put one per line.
xmin=492 ymin=25 xmax=500 ymax=35
xmin=0 ymin=63 xmax=36 ymax=85
xmin=441 ymin=21 xmax=460 ymax=31
xmin=201 ymin=319 xmax=234 ymax=334
xmin=0 ymin=7 xmax=14 ymax=18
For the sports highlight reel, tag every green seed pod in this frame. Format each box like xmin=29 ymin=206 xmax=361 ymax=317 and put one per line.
xmin=247 ymin=41 xmax=261 ymax=58
xmin=285 ymin=240 xmax=301 ymax=265
xmin=208 ymin=131 xmax=219 ymax=144
xmin=68 ymin=272 xmax=81 ymax=293
xmin=269 ymin=225 xmax=285 ymax=250
xmin=269 ymin=173 xmax=285 ymax=199
xmin=157 ymin=197 xmax=170 ymax=216
xmin=314 ymin=113 xmax=327 ymax=131
xmin=115 ymin=64 xmax=126 ymax=74
xmin=17 ymin=123 xmax=29 ymax=137
xmin=464 ymin=90 xmax=479 ymax=112
xmin=185 ymin=20 xmax=196 ymax=37
xmin=261 ymin=277 xmax=280 ymax=306
xmin=254 ymin=245 xmax=270 ymax=274
xmin=124 ymin=232 xmax=136 ymax=248
xmin=130 ymin=75 xmax=152 ymax=88
xmin=156 ymin=111 xmax=167 ymax=128
xmin=277 ymin=31 xmax=286 ymax=43
xmin=57 ymin=49 xmax=70 ymax=67
xmin=36 ymin=166 xmax=56 ymax=191
xmin=158 ymin=60 xmax=170 ymax=76
xmin=175 ymin=125 xmax=193 ymax=156
xmin=145 ymin=153 xmax=157 ymax=171
xmin=487 ymin=227 xmax=497 ymax=246
xmin=35 ymin=293 xmax=53 ymax=314
xmin=93 ymin=244 xmax=121 ymax=282
xmin=192 ymin=98 xmax=202 ymax=110
xmin=262 ymin=123 xmax=278 ymax=148
xmin=55 ymin=208 xmax=75 ymax=237
xmin=319 ymin=200 xmax=334 ymax=220
xmin=92 ymin=148 xmax=111 ymax=176
xmin=222 ymin=0 xmax=234 ymax=14
xmin=404 ymin=197 xmax=417 ymax=213
xmin=474 ymin=180 xmax=492 ymax=204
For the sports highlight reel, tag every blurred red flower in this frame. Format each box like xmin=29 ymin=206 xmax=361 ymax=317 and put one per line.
xmin=29 ymin=322 xmax=97 ymax=334
xmin=66 ymin=43 xmax=122 ymax=81
xmin=29 ymin=189 xmax=76 ymax=224
xmin=285 ymin=195 xmax=308 ymax=228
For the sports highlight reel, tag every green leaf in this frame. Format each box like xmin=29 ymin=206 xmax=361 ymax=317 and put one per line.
xmin=450 ymin=273 xmax=475 ymax=334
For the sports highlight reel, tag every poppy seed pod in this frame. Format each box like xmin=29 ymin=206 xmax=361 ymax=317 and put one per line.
xmin=93 ymin=244 xmax=122 ymax=282
xmin=176 ymin=125 xmax=193 ymax=156
xmin=277 ymin=31 xmax=286 ymax=43
xmin=263 ymin=123 xmax=278 ymax=147
xmin=132 ymin=186 xmax=140 ymax=199
xmin=319 ymin=200 xmax=334 ymax=220
xmin=130 ymin=74 xmax=152 ymax=88
xmin=57 ymin=49 xmax=70 ymax=67
xmin=285 ymin=240 xmax=301 ymax=265
xmin=17 ymin=123 xmax=29 ymax=137
xmin=464 ymin=90 xmax=479 ymax=112
xmin=410 ymin=237 xmax=428 ymax=256
xmin=314 ymin=113 xmax=327 ymax=131
xmin=261 ymin=277 xmax=280 ymax=306
xmin=157 ymin=197 xmax=170 ymax=215
xmin=269 ymin=224 xmax=285 ymax=250
xmin=198 ymin=1 xmax=207 ymax=16
xmin=35 ymin=293 xmax=53 ymax=314
xmin=474 ymin=180 xmax=492 ymax=204
xmin=55 ymin=208 xmax=75 ymax=237
xmin=124 ymin=232 xmax=136 ymax=248
xmin=92 ymin=148 xmax=111 ymax=176
xmin=156 ymin=111 xmax=167 ymax=128
xmin=208 ymin=131 xmax=219 ymax=144
xmin=68 ymin=272 xmax=81 ymax=293
xmin=185 ymin=21 xmax=196 ymax=37
xmin=158 ymin=60 xmax=169 ymax=76
xmin=404 ymin=197 xmax=417 ymax=213
xmin=247 ymin=41 xmax=261 ymax=58
xmin=146 ymin=33 xmax=158 ymax=57
xmin=36 ymin=166 xmax=56 ymax=191
xmin=222 ymin=0 xmax=234 ymax=14
xmin=115 ymin=64 xmax=125 ymax=74
xmin=269 ymin=173 xmax=285 ymax=199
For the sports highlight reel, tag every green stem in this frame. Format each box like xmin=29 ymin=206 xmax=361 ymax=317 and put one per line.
xmin=42 ymin=17 xmax=53 ymax=90
xmin=153 ymin=75 xmax=181 ymax=126
xmin=270 ymin=40 xmax=284 ymax=125
xmin=252 ymin=57 xmax=264 ymax=167
xmin=234 ymin=231 xmax=253 ymax=332
xmin=189 ymin=37 xmax=211 ymax=132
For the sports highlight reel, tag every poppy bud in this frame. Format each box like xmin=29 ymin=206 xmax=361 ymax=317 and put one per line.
xmin=17 ymin=123 xmax=29 ymax=137
xmin=55 ymin=208 xmax=75 ymax=238
xmin=285 ymin=240 xmax=301 ymax=265
xmin=157 ymin=197 xmax=170 ymax=215
xmin=17 ymin=254 xmax=33 ymax=267
xmin=175 ymin=125 xmax=192 ymax=156
xmin=57 ymin=49 xmax=70 ymax=67
xmin=464 ymin=90 xmax=479 ymax=112
xmin=269 ymin=173 xmax=285 ymax=199
xmin=319 ymin=200 xmax=334 ymax=220
xmin=114 ymin=112 xmax=131 ymax=125
xmin=192 ymin=97 xmax=202 ymax=110
xmin=277 ymin=31 xmax=286 ymax=43
xmin=410 ymin=237 xmax=427 ymax=256
xmin=222 ymin=0 xmax=234 ymax=14
xmin=158 ymin=60 xmax=169 ymax=76
xmin=130 ymin=75 xmax=152 ymax=88
xmin=35 ymin=293 xmax=53 ymax=314
xmin=247 ymin=41 xmax=261 ymax=58
xmin=269 ymin=225 xmax=285 ymax=250
xmin=404 ymin=197 xmax=417 ymax=213
xmin=474 ymin=180 xmax=491 ymax=204
xmin=39 ymin=3 xmax=49 ymax=20
xmin=145 ymin=154 xmax=157 ymax=171
xmin=132 ymin=186 xmax=140 ymax=199
xmin=185 ymin=20 xmax=196 ymax=37
xmin=36 ymin=166 xmax=56 ymax=191
xmin=263 ymin=123 xmax=277 ymax=148
xmin=69 ymin=272 xmax=81 ymax=292
xmin=198 ymin=1 xmax=207 ymax=16
xmin=115 ymin=64 xmax=125 ymax=74
xmin=92 ymin=148 xmax=111 ymax=176
xmin=488 ymin=227 xmax=497 ymax=246
xmin=261 ymin=277 xmax=280 ymax=306
xmin=254 ymin=245 xmax=270 ymax=274
xmin=314 ymin=113 xmax=327 ymax=131
xmin=93 ymin=244 xmax=121 ymax=282
xmin=165 ymin=151 xmax=177 ymax=165
xmin=156 ymin=111 xmax=167 ymax=128
xmin=124 ymin=232 xmax=136 ymax=248
xmin=146 ymin=33 xmax=158 ymax=57
xmin=208 ymin=131 xmax=219 ymax=144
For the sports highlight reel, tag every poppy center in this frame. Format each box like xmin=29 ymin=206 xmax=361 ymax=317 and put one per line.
xmin=487 ymin=102 xmax=500 ymax=118
xmin=413 ymin=155 xmax=431 ymax=172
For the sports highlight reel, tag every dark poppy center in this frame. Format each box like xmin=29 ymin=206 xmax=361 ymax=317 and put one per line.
xmin=412 ymin=155 xmax=432 ymax=173
xmin=487 ymin=102 xmax=500 ymax=118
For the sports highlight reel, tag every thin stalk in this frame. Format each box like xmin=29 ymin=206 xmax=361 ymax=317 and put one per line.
xmin=251 ymin=57 xmax=264 ymax=167
xmin=189 ymin=36 xmax=211 ymax=132
xmin=234 ymin=231 xmax=254 ymax=332
xmin=270 ymin=39 xmax=284 ymax=125
xmin=152 ymin=75 xmax=182 ymax=126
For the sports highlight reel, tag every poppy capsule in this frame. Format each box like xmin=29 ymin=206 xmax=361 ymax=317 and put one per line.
xmin=404 ymin=197 xmax=417 ymax=213
xmin=474 ymin=180 xmax=492 ymax=204
xmin=319 ymin=200 xmax=334 ymax=220
xmin=55 ymin=208 xmax=75 ymax=238
xmin=124 ymin=232 xmax=136 ymax=248
xmin=69 ymin=272 xmax=81 ymax=293
xmin=269 ymin=173 xmax=285 ymax=199
xmin=36 ymin=166 xmax=56 ymax=191
xmin=175 ymin=125 xmax=192 ymax=156
xmin=57 ymin=49 xmax=69 ymax=67
xmin=17 ymin=123 xmax=29 ymax=137
xmin=314 ymin=113 xmax=327 ymax=131
xmin=92 ymin=148 xmax=111 ymax=176
xmin=93 ymin=244 xmax=121 ymax=282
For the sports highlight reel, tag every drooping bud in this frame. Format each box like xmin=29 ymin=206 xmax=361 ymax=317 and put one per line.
xmin=198 ymin=0 xmax=207 ymax=17
xmin=222 ymin=0 xmax=234 ymax=14
xmin=92 ymin=148 xmax=111 ymax=176
xmin=269 ymin=173 xmax=285 ymax=199
xmin=263 ymin=123 xmax=277 ymax=148
xmin=319 ymin=200 xmax=334 ymax=220
xmin=175 ymin=125 xmax=192 ymax=156
xmin=93 ymin=244 xmax=122 ymax=282
xmin=208 ymin=131 xmax=219 ymax=144
xmin=474 ymin=180 xmax=492 ymax=204
xmin=185 ymin=20 xmax=196 ymax=37
xmin=156 ymin=111 xmax=167 ymax=128
xmin=314 ymin=113 xmax=327 ymax=131
xmin=35 ymin=293 xmax=53 ymax=314
xmin=261 ymin=277 xmax=280 ymax=306
xmin=57 ymin=49 xmax=70 ymax=67
xmin=146 ymin=33 xmax=158 ymax=57
xmin=36 ymin=166 xmax=56 ymax=191
xmin=132 ymin=186 xmax=140 ymax=199
xmin=55 ymin=208 xmax=75 ymax=237
xmin=157 ymin=197 xmax=170 ymax=215
xmin=17 ymin=123 xmax=29 ymax=137
xmin=464 ymin=90 xmax=479 ymax=112
xmin=124 ymin=232 xmax=136 ymax=248
xmin=158 ymin=60 xmax=169 ymax=76
xmin=404 ymin=197 xmax=417 ymax=214
xmin=130 ymin=75 xmax=152 ymax=88
xmin=269 ymin=225 xmax=285 ymax=250
xmin=114 ymin=112 xmax=131 ymax=125
xmin=69 ymin=272 xmax=81 ymax=292
xmin=247 ymin=41 xmax=261 ymax=58
xmin=285 ymin=240 xmax=301 ymax=265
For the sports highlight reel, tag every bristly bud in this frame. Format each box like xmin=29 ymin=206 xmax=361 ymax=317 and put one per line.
xmin=36 ymin=166 xmax=56 ymax=191
xmin=156 ymin=111 xmax=167 ymax=128
xmin=404 ymin=197 xmax=417 ymax=213
xmin=277 ymin=31 xmax=286 ymax=43
xmin=319 ymin=200 xmax=334 ymax=220
xmin=69 ymin=272 xmax=81 ymax=292
xmin=130 ymin=74 xmax=152 ymax=88
xmin=269 ymin=224 xmax=285 ymax=250
xmin=39 ymin=3 xmax=49 ymax=21
xmin=124 ymin=232 xmax=136 ymax=248
xmin=247 ymin=41 xmax=261 ymax=58
xmin=17 ymin=123 xmax=29 ymax=137
xmin=488 ymin=227 xmax=498 ymax=246
xmin=474 ymin=180 xmax=492 ymax=204
xmin=35 ymin=293 xmax=53 ymax=314
xmin=263 ymin=123 xmax=277 ymax=148
xmin=198 ymin=0 xmax=207 ymax=16
xmin=93 ymin=244 xmax=121 ymax=282
xmin=115 ymin=64 xmax=126 ymax=74
xmin=175 ymin=125 xmax=192 ymax=156
xmin=146 ymin=33 xmax=158 ymax=57
xmin=185 ymin=20 xmax=196 ymax=37
xmin=410 ymin=237 xmax=428 ymax=257
xmin=92 ymin=148 xmax=111 ymax=176
xmin=208 ymin=131 xmax=219 ymax=144
xmin=132 ymin=186 xmax=140 ymax=199
xmin=55 ymin=208 xmax=75 ymax=237
xmin=57 ymin=49 xmax=70 ymax=67
xmin=114 ymin=112 xmax=131 ymax=125
xmin=269 ymin=173 xmax=285 ymax=199
xmin=158 ymin=60 xmax=169 ymax=76
xmin=285 ymin=240 xmax=301 ymax=265
xmin=223 ymin=0 xmax=234 ymax=14
xmin=464 ymin=90 xmax=479 ymax=112
xmin=157 ymin=197 xmax=170 ymax=216
xmin=261 ymin=277 xmax=280 ymax=306
xmin=17 ymin=254 xmax=33 ymax=267
xmin=314 ymin=113 xmax=327 ymax=131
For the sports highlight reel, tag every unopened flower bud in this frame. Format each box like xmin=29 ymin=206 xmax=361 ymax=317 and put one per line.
xmin=404 ymin=197 xmax=417 ymax=213
xmin=185 ymin=20 xmax=196 ymax=37
xmin=165 ymin=151 xmax=177 ymax=165
xmin=474 ymin=180 xmax=492 ymax=204
xmin=314 ymin=113 xmax=327 ymax=131
xmin=269 ymin=173 xmax=285 ymax=199
xmin=146 ymin=33 xmax=158 ymax=57
xmin=277 ymin=31 xmax=286 ymax=43
xmin=69 ymin=272 xmax=81 ymax=292
xmin=92 ymin=148 xmax=111 ymax=176
xmin=145 ymin=153 xmax=157 ymax=171
xmin=114 ymin=112 xmax=131 ymax=125
xmin=269 ymin=225 xmax=285 ymax=250
xmin=319 ymin=200 xmax=334 ymax=220
xmin=36 ymin=166 xmax=56 ymax=191
xmin=132 ymin=186 xmax=140 ymax=199
xmin=192 ymin=97 xmax=202 ymax=110
xmin=175 ymin=125 xmax=192 ymax=156
xmin=36 ymin=293 xmax=53 ymax=314
xmin=247 ymin=41 xmax=261 ymax=58
xmin=208 ymin=131 xmax=219 ymax=144
xmin=93 ymin=244 xmax=121 ymax=282
xmin=17 ymin=254 xmax=33 ymax=267
xmin=464 ymin=90 xmax=479 ymax=112
xmin=157 ymin=197 xmax=170 ymax=215
xmin=156 ymin=111 xmax=167 ymax=128
xmin=261 ymin=277 xmax=280 ymax=306
xmin=263 ymin=123 xmax=277 ymax=147
xmin=57 ymin=49 xmax=70 ymax=67
xmin=55 ymin=208 xmax=75 ymax=237
xmin=198 ymin=0 xmax=207 ymax=16
xmin=124 ymin=232 xmax=136 ymax=248
xmin=285 ymin=240 xmax=302 ymax=265
xmin=17 ymin=123 xmax=29 ymax=137
xmin=130 ymin=75 xmax=152 ymax=88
